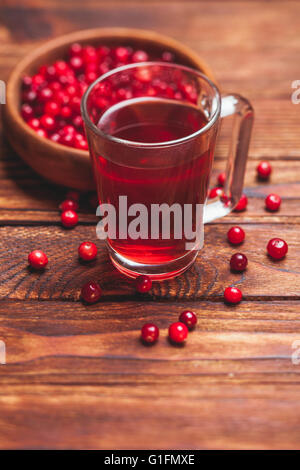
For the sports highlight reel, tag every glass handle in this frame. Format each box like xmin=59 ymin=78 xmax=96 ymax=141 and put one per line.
xmin=203 ymin=94 xmax=254 ymax=223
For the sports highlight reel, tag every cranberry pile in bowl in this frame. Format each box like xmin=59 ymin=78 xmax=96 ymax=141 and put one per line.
xmin=21 ymin=44 xmax=179 ymax=151
xmin=4 ymin=28 xmax=215 ymax=190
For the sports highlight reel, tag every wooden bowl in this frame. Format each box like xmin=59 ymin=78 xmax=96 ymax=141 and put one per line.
xmin=4 ymin=28 xmax=216 ymax=190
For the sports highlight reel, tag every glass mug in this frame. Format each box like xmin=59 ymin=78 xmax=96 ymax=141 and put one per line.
xmin=82 ymin=62 xmax=253 ymax=280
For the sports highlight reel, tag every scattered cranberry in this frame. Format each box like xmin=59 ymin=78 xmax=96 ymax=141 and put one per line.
xmin=209 ymin=187 xmax=224 ymax=199
xmin=230 ymin=253 xmax=248 ymax=272
xmin=78 ymin=241 xmax=98 ymax=261
xmin=61 ymin=209 xmax=78 ymax=228
xmin=59 ymin=199 xmax=79 ymax=211
xmin=267 ymin=238 xmax=288 ymax=260
xmin=234 ymin=194 xmax=248 ymax=212
xmin=179 ymin=310 xmax=197 ymax=330
xmin=141 ymin=323 xmax=159 ymax=344
xmin=169 ymin=322 xmax=188 ymax=344
xmin=257 ymin=161 xmax=272 ymax=180
xmin=227 ymin=226 xmax=245 ymax=245
xmin=265 ymin=193 xmax=281 ymax=212
xmin=224 ymin=286 xmax=242 ymax=304
xmin=28 ymin=250 xmax=48 ymax=269
xmin=136 ymin=275 xmax=152 ymax=293
xmin=81 ymin=281 xmax=102 ymax=304
xmin=217 ymin=172 xmax=226 ymax=187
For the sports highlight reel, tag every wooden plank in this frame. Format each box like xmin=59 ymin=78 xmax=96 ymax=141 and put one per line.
xmin=0 ymin=380 xmax=300 ymax=449
xmin=1 ymin=325 xmax=300 ymax=365
xmin=0 ymin=1 xmax=299 ymax=100
xmin=0 ymin=224 xmax=298 ymax=300
xmin=0 ymin=299 xmax=299 ymax=449
xmin=0 ymin=296 xmax=299 ymax=450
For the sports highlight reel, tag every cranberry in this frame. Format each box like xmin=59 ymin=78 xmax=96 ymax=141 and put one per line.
xmin=115 ymin=46 xmax=130 ymax=63
xmin=227 ymin=226 xmax=245 ymax=245
xmin=60 ymin=131 xmax=75 ymax=147
xmin=132 ymin=50 xmax=149 ymax=62
xmin=69 ymin=42 xmax=82 ymax=57
xmin=141 ymin=323 xmax=159 ymax=344
xmin=31 ymin=73 xmax=45 ymax=89
xmin=28 ymin=118 xmax=40 ymax=130
xmin=21 ymin=104 xmax=34 ymax=120
xmin=179 ymin=310 xmax=197 ymax=330
xmin=217 ymin=172 xmax=226 ymax=186
xmin=224 ymin=286 xmax=242 ymax=304
xmin=162 ymin=51 xmax=175 ymax=62
xmin=230 ymin=253 xmax=248 ymax=272
xmin=75 ymin=138 xmax=88 ymax=150
xmin=48 ymin=80 xmax=61 ymax=92
xmin=209 ymin=187 xmax=224 ymax=199
xmin=78 ymin=241 xmax=98 ymax=261
xmin=38 ymin=87 xmax=53 ymax=102
xmin=267 ymin=238 xmax=288 ymax=260
xmin=265 ymin=193 xmax=281 ymax=212
xmin=169 ymin=322 xmax=188 ymax=344
xmin=136 ymin=275 xmax=152 ymax=293
xmin=40 ymin=114 xmax=56 ymax=131
xmin=59 ymin=199 xmax=79 ymax=211
xmin=257 ymin=161 xmax=272 ymax=180
xmin=50 ymin=133 xmax=61 ymax=143
xmin=70 ymin=56 xmax=83 ymax=72
xmin=69 ymin=96 xmax=81 ymax=114
xmin=45 ymin=101 xmax=61 ymax=116
xmin=22 ymin=89 xmax=37 ymax=104
xmin=45 ymin=65 xmax=56 ymax=81
xmin=22 ymin=75 xmax=32 ymax=88
xmin=97 ymin=45 xmax=110 ymax=59
xmin=28 ymin=250 xmax=48 ymax=269
xmin=60 ymin=106 xmax=73 ymax=119
xmin=73 ymin=115 xmax=83 ymax=129
xmin=36 ymin=128 xmax=48 ymax=138
xmin=82 ymin=46 xmax=98 ymax=64
xmin=85 ymin=71 xmax=97 ymax=85
xmin=54 ymin=60 xmax=69 ymax=76
xmin=61 ymin=209 xmax=78 ymax=228
xmin=81 ymin=281 xmax=102 ymax=304
xmin=234 ymin=194 xmax=248 ymax=212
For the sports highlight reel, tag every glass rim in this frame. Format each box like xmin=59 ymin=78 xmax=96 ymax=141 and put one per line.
xmin=81 ymin=61 xmax=221 ymax=148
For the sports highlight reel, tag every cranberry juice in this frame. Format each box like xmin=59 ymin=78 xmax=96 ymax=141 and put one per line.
xmin=94 ymin=97 xmax=216 ymax=264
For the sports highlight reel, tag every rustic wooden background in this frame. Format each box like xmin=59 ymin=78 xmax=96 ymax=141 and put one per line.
xmin=0 ymin=0 xmax=300 ymax=450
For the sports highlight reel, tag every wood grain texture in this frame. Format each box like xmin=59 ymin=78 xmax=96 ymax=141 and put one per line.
xmin=0 ymin=0 xmax=300 ymax=450
xmin=0 ymin=299 xmax=299 ymax=449
xmin=0 ymin=224 xmax=299 ymax=301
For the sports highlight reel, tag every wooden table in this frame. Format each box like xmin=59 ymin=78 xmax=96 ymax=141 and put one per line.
xmin=0 ymin=0 xmax=299 ymax=450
